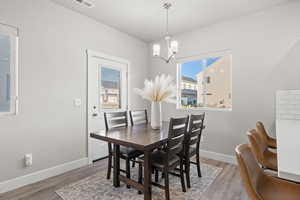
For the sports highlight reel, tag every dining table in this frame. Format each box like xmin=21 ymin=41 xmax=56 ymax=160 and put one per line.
xmin=90 ymin=122 xmax=170 ymax=200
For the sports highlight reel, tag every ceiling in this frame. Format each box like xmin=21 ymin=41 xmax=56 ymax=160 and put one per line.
xmin=52 ymin=0 xmax=292 ymax=42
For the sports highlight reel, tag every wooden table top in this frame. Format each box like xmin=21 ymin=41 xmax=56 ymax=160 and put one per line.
xmin=90 ymin=122 xmax=170 ymax=150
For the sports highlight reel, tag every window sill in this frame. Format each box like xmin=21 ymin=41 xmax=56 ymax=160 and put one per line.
xmin=0 ymin=112 xmax=17 ymax=117
xmin=176 ymin=107 xmax=232 ymax=112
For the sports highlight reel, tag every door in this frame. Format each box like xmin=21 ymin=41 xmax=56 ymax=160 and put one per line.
xmin=87 ymin=50 xmax=128 ymax=163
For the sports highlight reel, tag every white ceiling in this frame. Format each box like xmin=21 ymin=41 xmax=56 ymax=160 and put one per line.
xmin=52 ymin=0 xmax=292 ymax=42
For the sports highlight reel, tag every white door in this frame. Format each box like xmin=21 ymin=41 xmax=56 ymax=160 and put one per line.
xmin=87 ymin=50 xmax=128 ymax=163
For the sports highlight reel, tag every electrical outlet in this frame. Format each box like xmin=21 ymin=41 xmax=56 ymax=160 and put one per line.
xmin=25 ymin=154 xmax=33 ymax=167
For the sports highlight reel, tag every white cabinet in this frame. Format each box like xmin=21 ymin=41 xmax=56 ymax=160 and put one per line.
xmin=276 ymin=90 xmax=300 ymax=182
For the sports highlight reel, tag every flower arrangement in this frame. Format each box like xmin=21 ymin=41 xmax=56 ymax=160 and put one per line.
xmin=134 ymin=74 xmax=176 ymax=129
xmin=134 ymin=74 xmax=176 ymax=103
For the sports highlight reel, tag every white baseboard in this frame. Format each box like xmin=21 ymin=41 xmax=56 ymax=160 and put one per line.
xmin=279 ymin=171 xmax=300 ymax=183
xmin=0 ymin=157 xmax=89 ymax=194
xmin=200 ymin=149 xmax=236 ymax=165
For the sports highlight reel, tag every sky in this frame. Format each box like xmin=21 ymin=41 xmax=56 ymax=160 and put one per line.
xmin=181 ymin=57 xmax=220 ymax=80
xmin=101 ymin=67 xmax=120 ymax=82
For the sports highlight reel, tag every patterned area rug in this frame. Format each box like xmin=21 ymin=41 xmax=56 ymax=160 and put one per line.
xmin=56 ymin=163 xmax=222 ymax=200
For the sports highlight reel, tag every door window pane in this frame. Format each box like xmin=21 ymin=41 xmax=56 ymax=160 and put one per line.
xmin=0 ymin=34 xmax=11 ymax=112
xmin=100 ymin=67 xmax=121 ymax=109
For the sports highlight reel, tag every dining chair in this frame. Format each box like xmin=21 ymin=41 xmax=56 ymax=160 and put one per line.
xmin=129 ymin=109 xmax=148 ymax=126
xmin=184 ymin=113 xmax=205 ymax=188
xmin=256 ymin=121 xmax=277 ymax=149
xmin=247 ymin=129 xmax=277 ymax=171
xmin=104 ymin=111 xmax=143 ymax=188
xmin=236 ymin=143 xmax=300 ymax=200
xmin=129 ymin=109 xmax=148 ymax=167
xmin=138 ymin=116 xmax=189 ymax=200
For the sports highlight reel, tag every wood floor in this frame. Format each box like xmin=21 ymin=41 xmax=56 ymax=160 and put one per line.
xmin=0 ymin=157 xmax=248 ymax=200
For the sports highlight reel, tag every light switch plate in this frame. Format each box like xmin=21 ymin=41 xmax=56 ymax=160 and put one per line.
xmin=74 ymin=98 xmax=82 ymax=107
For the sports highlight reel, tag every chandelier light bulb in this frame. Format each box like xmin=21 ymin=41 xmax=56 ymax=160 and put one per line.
xmin=153 ymin=44 xmax=161 ymax=56
xmin=170 ymin=40 xmax=178 ymax=53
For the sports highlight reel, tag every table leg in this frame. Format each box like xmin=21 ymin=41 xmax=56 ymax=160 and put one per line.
xmin=113 ymin=144 xmax=120 ymax=187
xmin=143 ymin=150 xmax=152 ymax=200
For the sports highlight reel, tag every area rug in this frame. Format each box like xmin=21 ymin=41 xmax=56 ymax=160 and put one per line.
xmin=56 ymin=163 xmax=222 ymax=200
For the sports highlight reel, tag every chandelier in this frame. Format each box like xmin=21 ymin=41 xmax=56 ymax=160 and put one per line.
xmin=152 ymin=2 xmax=178 ymax=63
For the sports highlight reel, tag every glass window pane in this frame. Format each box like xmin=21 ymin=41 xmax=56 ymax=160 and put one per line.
xmin=0 ymin=34 xmax=11 ymax=112
xmin=100 ymin=67 xmax=121 ymax=109
xmin=180 ymin=54 xmax=232 ymax=109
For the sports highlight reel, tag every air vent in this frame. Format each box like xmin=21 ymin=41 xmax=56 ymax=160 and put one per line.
xmin=74 ymin=0 xmax=93 ymax=8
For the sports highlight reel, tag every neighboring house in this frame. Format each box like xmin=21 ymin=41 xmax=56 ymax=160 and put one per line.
xmin=181 ymin=76 xmax=197 ymax=106
xmin=101 ymin=80 xmax=120 ymax=109
xmin=196 ymin=56 xmax=232 ymax=108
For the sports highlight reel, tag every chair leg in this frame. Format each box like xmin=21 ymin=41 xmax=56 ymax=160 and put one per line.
xmin=185 ymin=158 xmax=191 ymax=188
xmin=155 ymin=169 xmax=159 ymax=183
xmin=107 ymin=143 xmax=113 ymax=180
xmin=180 ymin=159 xmax=186 ymax=192
xmin=196 ymin=152 xmax=202 ymax=177
xmin=126 ymin=158 xmax=131 ymax=188
xmin=164 ymin=169 xmax=170 ymax=200
xmin=107 ymin=153 xmax=112 ymax=180
xmin=138 ymin=163 xmax=143 ymax=194
xmin=161 ymin=172 xmax=165 ymax=179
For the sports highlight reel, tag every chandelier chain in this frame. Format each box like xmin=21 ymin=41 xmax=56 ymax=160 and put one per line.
xmin=163 ymin=2 xmax=171 ymax=36
xmin=166 ymin=5 xmax=169 ymax=35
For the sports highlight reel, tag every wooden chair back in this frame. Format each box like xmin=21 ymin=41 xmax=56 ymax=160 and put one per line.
xmin=129 ymin=110 xmax=148 ymax=126
xmin=256 ymin=121 xmax=269 ymax=144
xmin=247 ymin=129 xmax=268 ymax=166
xmin=166 ymin=116 xmax=189 ymax=157
xmin=186 ymin=113 xmax=205 ymax=150
xmin=104 ymin=111 xmax=128 ymax=130
xmin=235 ymin=144 xmax=264 ymax=200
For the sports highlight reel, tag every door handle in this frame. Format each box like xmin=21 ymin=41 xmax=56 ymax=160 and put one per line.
xmin=92 ymin=113 xmax=98 ymax=117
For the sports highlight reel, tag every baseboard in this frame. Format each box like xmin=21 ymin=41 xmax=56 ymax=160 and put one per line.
xmin=279 ymin=171 xmax=300 ymax=183
xmin=200 ymin=149 xmax=236 ymax=165
xmin=0 ymin=157 xmax=89 ymax=194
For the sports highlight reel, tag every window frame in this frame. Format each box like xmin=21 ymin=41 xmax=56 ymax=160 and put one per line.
xmin=176 ymin=50 xmax=232 ymax=112
xmin=0 ymin=24 xmax=19 ymax=116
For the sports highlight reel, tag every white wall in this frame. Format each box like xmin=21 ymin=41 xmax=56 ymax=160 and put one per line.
xmin=149 ymin=1 xmax=300 ymax=156
xmin=0 ymin=0 xmax=148 ymax=183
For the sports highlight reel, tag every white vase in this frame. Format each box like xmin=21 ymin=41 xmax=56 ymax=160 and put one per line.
xmin=151 ymin=101 xmax=162 ymax=129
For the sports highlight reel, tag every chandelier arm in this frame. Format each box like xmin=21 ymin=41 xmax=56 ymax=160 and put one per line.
xmin=155 ymin=56 xmax=169 ymax=63
xmin=154 ymin=52 xmax=175 ymax=63
xmin=166 ymin=53 xmax=175 ymax=63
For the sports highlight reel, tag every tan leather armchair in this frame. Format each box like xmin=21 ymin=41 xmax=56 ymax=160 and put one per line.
xmin=256 ymin=121 xmax=277 ymax=149
xmin=236 ymin=144 xmax=300 ymax=200
xmin=247 ymin=129 xmax=277 ymax=171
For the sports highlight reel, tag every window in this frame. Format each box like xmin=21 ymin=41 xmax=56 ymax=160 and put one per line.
xmin=0 ymin=24 xmax=18 ymax=115
xmin=100 ymin=67 xmax=121 ymax=109
xmin=177 ymin=53 xmax=232 ymax=110
xmin=206 ymin=76 xmax=211 ymax=84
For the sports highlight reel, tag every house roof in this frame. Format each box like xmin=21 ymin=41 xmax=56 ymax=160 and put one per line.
xmin=102 ymin=80 xmax=119 ymax=89
xmin=182 ymin=76 xmax=197 ymax=83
